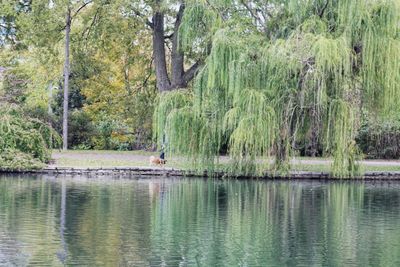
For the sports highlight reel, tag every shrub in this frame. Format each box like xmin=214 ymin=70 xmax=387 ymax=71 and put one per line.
xmin=356 ymin=114 xmax=400 ymax=159
xmin=0 ymin=149 xmax=45 ymax=171
xmin=91 ymin=119 xmax=134 ymax=150
xmin=68 ymin=109 xmax=96 ymax=149
xmin=0 ymin=104 xmax=60 ymax=171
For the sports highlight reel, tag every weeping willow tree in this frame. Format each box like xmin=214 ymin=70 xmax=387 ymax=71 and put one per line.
xmin=0 ymin=104 xmax=60 ymax=171
xmin=154 ymin=0 xmax=400 ymax=178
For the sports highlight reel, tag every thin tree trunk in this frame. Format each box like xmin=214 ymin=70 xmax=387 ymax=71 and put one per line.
xmin=309 ymin=105 xmax=319 ymax=157
xmin=63 ymin=8 xmax=71 ymax=150
xmin=48 ymin=82 xmax=53 ymax=114
xmin=123 ymin=58 xmax=131 ymax=94
xmin=277 ymin=127 xmax=288 ymax=163
xmin=275 ymin=106 xmax=291 ymax=169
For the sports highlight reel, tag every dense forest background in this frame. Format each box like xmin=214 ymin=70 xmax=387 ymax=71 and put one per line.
xmin=1 ymin=0 xmax=399 ymax=175
xmin=1 ymin=0 xmax=157 ymax=151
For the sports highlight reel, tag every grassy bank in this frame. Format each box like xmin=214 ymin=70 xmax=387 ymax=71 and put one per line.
xmin=51 ymin=150 xmax=400 ymax=173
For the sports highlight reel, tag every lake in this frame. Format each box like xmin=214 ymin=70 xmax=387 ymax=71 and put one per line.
xmin=0 ymin=175 xmax=399 ymax=266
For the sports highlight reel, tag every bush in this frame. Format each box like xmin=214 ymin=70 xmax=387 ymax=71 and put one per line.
xmin=0 ymin=149 xmax=45 ymax=171
xmin=356 ymin=114 xmax=400 ymax=159
xmin=91 ymin=119 xmax=134 ymax=150
xmin=69 ymin=109 xmax=96 ymax=149
xmin=0 ymin=104 xmax=60 ymax=171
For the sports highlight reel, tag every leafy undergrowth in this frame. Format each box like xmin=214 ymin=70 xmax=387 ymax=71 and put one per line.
xmin=0 ymin=149 xmax=45 ymax=171
xmin=0 ymin=105 xmax=60 ymax=171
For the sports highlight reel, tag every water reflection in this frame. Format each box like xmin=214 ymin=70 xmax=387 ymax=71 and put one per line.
xmin=0 ymin=175 xmax=400 ymax=266
xmin=56 ymin=179 xmax=67 ymax=264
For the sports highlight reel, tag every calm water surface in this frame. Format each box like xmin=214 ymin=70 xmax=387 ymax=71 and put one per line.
xmin=0 ymin=175 xmax=400 ymax=266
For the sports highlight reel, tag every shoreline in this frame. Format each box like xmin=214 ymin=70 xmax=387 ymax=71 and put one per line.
xmin=2 ymin=166 xmax=400 ymax=180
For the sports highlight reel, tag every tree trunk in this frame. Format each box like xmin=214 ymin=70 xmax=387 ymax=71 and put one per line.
xmin=276 ymin=127 xmax=288 ymax=163
xmin=152 ymin=11 xmax=170 ymax=92
xmin=123 ymin=59 xmax=131 ymax=94
xmin=170 ymin=4 xmax=186 ymax=89
xmin=308 ymin=105 xmax=319 ymax=157
xmin=275 ymin=106 xmax=291 ymax=170
xmin=151 ymin=3 xmax=201 ymax=92
xmin=62 ymin=8 xmax=71 ymax=150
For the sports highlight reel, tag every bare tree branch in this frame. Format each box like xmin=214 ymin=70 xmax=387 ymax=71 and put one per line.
xmin=131 ymin=8 xmax=153 ymax=29
xmin=71 ymin=0 xmax=93 ymax=20
xmin=241 ymin=0 xmax=268 ymax=33
xmin=318 ymin=0 xmax=329 ymax=18
xmin=204 ymin=0 xmax=224 ymax=20
xmin=81 ymin=7 xmax=101 ymax=45
xmin=141 ymin=56 xmax=154 ymax=90
xmin=183 ymin=61 xmax=202 ymax=83
xmin=164 ymin=33 xmax=174 ymax=39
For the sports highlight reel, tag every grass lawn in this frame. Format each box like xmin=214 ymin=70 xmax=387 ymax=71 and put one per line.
xmin=53 ymin=149 xmax=155 ymax=156
xmin=51 ymin=150 xmax=191 ymax=169
xmin=291 ymin=164 xmax=400 ymax=172
xmin=51 ymin=150 xmax=400 ymax=172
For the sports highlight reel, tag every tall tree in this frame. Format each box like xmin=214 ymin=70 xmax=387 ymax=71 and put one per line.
xmin=63 ymin=6 xmax=71 ymax=150
xmin=10 ymin=0 xmax=94 ymax=150
xmin=154 ymin=0 xmax=400 ymax=178
xmin=62 ymin=1 xmax=93 ymax=150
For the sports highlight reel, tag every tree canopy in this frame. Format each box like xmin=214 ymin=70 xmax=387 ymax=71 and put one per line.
xmin=154 ymin=0 xmax=400 ymax=177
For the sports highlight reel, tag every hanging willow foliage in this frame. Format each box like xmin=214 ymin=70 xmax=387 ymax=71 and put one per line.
xmin=154 ymin=0 xmax=400 ymax=178
xmin=326 ymin=99 xmax=362 ymax=178
xmin=178 ymin=1 xmax=220 ymax=56
xmin=0 ymin=104 xmax=61 ymax=170
xmin=152 ymin=90 xmax=193 ymax=148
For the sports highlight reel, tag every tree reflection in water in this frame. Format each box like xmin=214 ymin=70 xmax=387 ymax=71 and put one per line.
xmin=0 ymin=176 xmax=400 ymax=266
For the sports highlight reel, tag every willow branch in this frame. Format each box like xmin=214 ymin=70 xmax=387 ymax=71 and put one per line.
xmin=71 ymin=0 xmax=93 ymax=20
xmin=318 ymin=0 xmax=329 ymax=18
xmin=241 ymin=1 xmax=268 ymax=33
